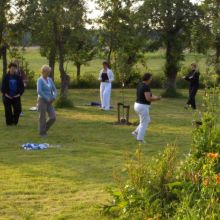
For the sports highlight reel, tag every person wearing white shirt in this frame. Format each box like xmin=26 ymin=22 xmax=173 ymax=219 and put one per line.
xmin=98 ymin=61 xmax=114 ymax=111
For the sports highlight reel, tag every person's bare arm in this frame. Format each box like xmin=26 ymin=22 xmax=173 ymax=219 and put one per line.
xmin=144 ymin=92 xmax=161 ymax=102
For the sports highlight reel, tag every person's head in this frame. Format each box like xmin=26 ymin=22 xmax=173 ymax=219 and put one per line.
xmin=103 ymin=61 xmax=109 ymax=70
xmin=142 ymin=73 xmax=152 ymax=84
xmin=41 ymin=65 xmax=51 ymax=78
xmin=191 ymin=63 xmax=197 ymax=71
xmin=8 ymin=62 xmax=18 ymax=74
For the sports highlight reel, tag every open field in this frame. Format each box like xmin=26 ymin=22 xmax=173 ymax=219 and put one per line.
xmin=0 ymin=88 xmax=203 ymax=219
xmin=0 ymin=47 xmax=208 ymax=82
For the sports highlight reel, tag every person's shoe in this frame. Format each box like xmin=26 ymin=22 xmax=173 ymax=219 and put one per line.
xmin=131 ymin=131 xmax=138 ymax=139
xmin=20 ymin=112 xmax=24 ymax=116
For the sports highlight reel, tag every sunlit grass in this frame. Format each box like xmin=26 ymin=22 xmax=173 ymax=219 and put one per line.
xmin=0 ymin=89 xmax=202 ymax=219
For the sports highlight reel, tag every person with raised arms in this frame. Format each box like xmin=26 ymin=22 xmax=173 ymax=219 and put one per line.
xmin=132 ymin=73 xmax=161 ymax=144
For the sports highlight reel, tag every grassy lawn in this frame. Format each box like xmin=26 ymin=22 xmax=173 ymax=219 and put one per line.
xmin=0 ymin=88 xmax=203 ymax=219
xmin=0 ymin=47 xmax=208 ymax=82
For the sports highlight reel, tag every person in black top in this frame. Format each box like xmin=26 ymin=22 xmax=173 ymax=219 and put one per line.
xmin=132 ymin=73 xmax=161 ymax=143
xmin=184 ymin=63 xmax=200 ymax=110
xmin=1 ymin=62 xmax=24 ymax=125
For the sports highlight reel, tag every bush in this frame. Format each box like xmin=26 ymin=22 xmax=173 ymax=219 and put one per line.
xmin=103 ymin=87 xmax=220 ymax=219
xmin=55 ymin=96 xmax=74 ymax=108
xmin=70 ymin=73 xmax=100 ymax=89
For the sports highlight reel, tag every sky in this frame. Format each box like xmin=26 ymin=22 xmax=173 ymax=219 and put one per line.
xmin=86 ymin=0 xmax=202 ymax=20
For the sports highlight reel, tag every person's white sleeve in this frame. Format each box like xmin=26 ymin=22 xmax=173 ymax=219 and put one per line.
xmin=98 ymin=70 xmax=102 ymax=81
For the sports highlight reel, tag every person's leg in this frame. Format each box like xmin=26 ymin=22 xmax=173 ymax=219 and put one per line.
xmin=12 ymin=97 xmax=22 ymax=125
xmin=187 ymin=88 xmax=192 ymax=106
xmin=135 ymin=104 xmax=151 ymax=141
xmin=3 ymin=97 xmax=14 ymax=125
xmin=190 ymin=87 xmax=198 ymax=109
xmin=100 ymin=83 xmax=105 ymax=109
xmin=104 ymin=83 xmax=112 ymax=110
xmin=102 ymin=83 xmax=108 ymax=110
xmin=38 ymin=98 xmax=47 ymax=135
xmin=46 ymin=103 xmax=56 ymax=132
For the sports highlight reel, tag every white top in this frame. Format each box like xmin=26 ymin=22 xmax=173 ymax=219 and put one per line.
xmin=98 ymin=68 xmax=114 ymax=83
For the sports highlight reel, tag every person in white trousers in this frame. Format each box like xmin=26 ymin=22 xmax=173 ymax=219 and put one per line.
xmin=132 ymin=73 xmax=161 ymax=143
xmin=98 ymin=61 xmax=114 ymax=111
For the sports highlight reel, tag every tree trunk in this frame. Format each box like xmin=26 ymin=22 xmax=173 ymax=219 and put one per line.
xmin=53 ymin=21 xmax=70 ymax=98
xmin=76 ymin=62 xmax=81 ymax=82
xmin=215 ymin=41 xmax=220 ymax=64
xmin=164 ymin=37 xmax=178 ymax=95
xmin=2 ymin=44 xmax=7 ymax=76
xmin=49 ymin=46 xmax=56 ymax=80
xmin=107 ymin=47 xmax=112 ymax=67
xmin=58 ymin=41 xmax=70 ymax=98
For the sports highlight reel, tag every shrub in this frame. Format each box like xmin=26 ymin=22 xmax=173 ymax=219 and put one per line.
xmin=70 ymin=73 xmax=100 ymax=89
xmin=55 ymin=96 xmax=74 ymax=108
xmin=103 ymin=146 xmax=179 ymax=219
xmin=103 ymin=87 xmax=220 ymax=219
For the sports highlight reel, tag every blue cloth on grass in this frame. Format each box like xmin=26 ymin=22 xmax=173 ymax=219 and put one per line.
xmin=22 ymin=143 xmax=49 ymax=150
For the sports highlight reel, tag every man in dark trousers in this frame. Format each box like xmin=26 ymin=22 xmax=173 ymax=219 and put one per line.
xmin=184 ymin=63 xmax=200 ymax=110
xmin=1 ymin=62 xmax=24 ymax=125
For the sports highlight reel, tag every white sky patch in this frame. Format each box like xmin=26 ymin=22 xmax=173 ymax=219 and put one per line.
xmin=87 ymin=0 xmax=202 ymax=20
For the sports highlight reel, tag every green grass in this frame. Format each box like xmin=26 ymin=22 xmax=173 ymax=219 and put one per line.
xmin=1 ymin=47 xmax=209 ymax=82
xmin=0 ymin=88 xmax=203 ymax=219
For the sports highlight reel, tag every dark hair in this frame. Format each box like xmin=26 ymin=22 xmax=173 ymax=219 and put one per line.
xmin=191 ymin=63 xmax=197 ymax=68
xmin=8 ymin=62 xmax=18 ymax=69
xmin=142 ymin=73 xmax=152 ymax=81
xmin=103 ymin=61 xmax=108 ymax=66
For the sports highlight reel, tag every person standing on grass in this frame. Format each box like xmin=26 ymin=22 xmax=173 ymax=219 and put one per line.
xmin=98 ymin=61 xmax=114 ymax=111
xmin=132 ymin=73 xmax=161 ymax=144
xmin=37 ymin=65 xmax=57 ymax=137
xmin=1 ymin=62 xmax=24 ymax=126
xmin=184 ymin=63 xmax=200 ymax=110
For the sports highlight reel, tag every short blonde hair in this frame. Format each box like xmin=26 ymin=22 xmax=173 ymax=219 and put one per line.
xmin=41 ymin=65 xmax=51 ymax=74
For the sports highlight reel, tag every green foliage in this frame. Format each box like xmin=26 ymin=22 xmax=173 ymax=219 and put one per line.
xmin=103 ymin=146 xmax=179 ymax=219
xmin=103 ymin=87 xmax=220 ymax=219
xmin=97 ymin=0 xmax=146 ymax=84
xmin=140 ymin=0 xmax=196 ymax=94
xmin=9 ymin=47 xmax=36 ymax=88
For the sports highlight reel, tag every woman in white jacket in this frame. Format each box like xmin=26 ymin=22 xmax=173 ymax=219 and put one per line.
xmin=98 ymin=61 xmax=114 ymax=111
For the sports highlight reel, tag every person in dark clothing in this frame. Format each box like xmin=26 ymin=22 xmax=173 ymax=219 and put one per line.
xmin=1 ymin=62 xmax=24 ymax=125
xmin=132 ymin=73 xmax=161 ymax=143
xmin=184 ymin=63 xmax=200 ymax=110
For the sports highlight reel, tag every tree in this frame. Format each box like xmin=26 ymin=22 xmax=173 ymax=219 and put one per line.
xmin=23 ymin=0 xmax=86 ymax=103
xmin=0 ymin=0 xmax=29 ymax=76
xmin=140 ymin=0 xmax=195 ymax=95
xmin=203 ymin=0 xmax=220 ymax=68
xmin=97 ymin=0 xmax=146 ymax=84
xmin=67 ymin=28 xmax=97 ymax=82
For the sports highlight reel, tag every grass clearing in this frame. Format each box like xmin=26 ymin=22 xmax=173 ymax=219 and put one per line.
xmin=0 ymin=88 xmax=203 ymax=219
